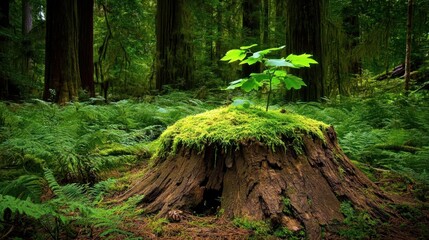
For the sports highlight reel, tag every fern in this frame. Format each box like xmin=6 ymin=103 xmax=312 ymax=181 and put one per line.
xmin=0 ymin=194 xmax=56 ymax=221
xmin=0 ymin=175 xmax=43 ymax=202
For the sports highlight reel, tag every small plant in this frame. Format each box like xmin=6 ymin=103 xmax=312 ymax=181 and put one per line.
xmin=221 ymin=44 xmax=318 ymax=111
xmin=274 ymin=227 xmax=306 ymax=240
xmin=281 ymin=196 xmax=293 ymax=215
xmin=148 ymin=217 xmax=169 ymax=236
xmin=339 ymin=201 xmax=379 ymax=240
xmin=232 ymin=217 xmax=271 ymax=236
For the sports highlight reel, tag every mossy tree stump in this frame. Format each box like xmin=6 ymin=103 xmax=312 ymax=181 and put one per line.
xmin=120 ymin=106 xmax=394 ymax=239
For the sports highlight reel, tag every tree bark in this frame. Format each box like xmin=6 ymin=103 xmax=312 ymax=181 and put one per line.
xmin=404 ymin=0 xmax=414 ymax=93
xmin=285 ymin=0 xmax=325 ymax=101
xmin=21 ymin=0 xmax=32 ymax=76
xmin=242 ymin=0 xmax=261 ymax=76
xmin=120 ymin=126 xmax=397 ymax=239
xmin=43 ymin=0 xmax=80 ymax=104
xmin=155 ymin=0 xmax=194 ymax=90
xmin=342 ymin=3 xmax=361 ymax=76
xmin=0 ymin=0 xmax=10 ymax=99
xmin=77 ymin=0 xmax=95 ymax=97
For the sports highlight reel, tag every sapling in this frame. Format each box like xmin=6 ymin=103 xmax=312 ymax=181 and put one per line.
xmin=221 ymin=44 xmax=318 ymax=111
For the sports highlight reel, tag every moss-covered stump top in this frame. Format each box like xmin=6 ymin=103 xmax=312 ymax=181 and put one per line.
xmin=156 ymin=106 xmax=329 ymax=157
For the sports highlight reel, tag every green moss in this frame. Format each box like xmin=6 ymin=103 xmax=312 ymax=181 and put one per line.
xmin=155 ymin=106 xmax=329 ymax=158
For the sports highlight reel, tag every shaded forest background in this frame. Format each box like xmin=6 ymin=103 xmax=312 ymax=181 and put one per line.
xmin=0 ymin=0 xmax=428 ymax=102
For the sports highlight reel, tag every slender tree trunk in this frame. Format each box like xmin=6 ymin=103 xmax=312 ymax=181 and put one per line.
xmin=242 ymin=0 xmax=261 ymax=76
xmin=404 ymin=0 xmax=414 ymax=93
xmin=43 ymin=0 xmax=80 ymax=104
xmin=155 ymin=0 xmax=194 ymax=90
xmin=0 ymin=0 xmax=10 ymax=99
xmin=262 ymin=0 xmax=269 ymax=46
xmin=342 ymin=4 xmax=361 ymax=76
xmin=286 ymin=0 xmax=325 ymax=101
xmin=77 ymin=0 xmax=95 ymax=97
xmin=21 ymin=0 xmax=32 ymax=76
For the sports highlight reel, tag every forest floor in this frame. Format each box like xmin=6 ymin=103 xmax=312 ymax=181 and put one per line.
xmin=92 ymin=160 xmax=429 ymax=240
xmin=1 ymin=90 xmax=429 ymax=239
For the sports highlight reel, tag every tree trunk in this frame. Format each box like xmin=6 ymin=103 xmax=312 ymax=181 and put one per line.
xmin=77 ymin=0 xmax=95 ymax=97
xmin=155 ymin=0 xmax=194 ymax=90
xmin=404 ymin=0 xmax=414 ymax=93
xmin=285 ymin=0 xmax=325 ymax=101
xmin=21 ymin=0 xmax=32 ymax=76
xmin=242 ymin=0 xmax=261 ymax=76
xmin=0 ymin=0 xmax=10 ymax=99
xmin=43 ymin=0 xmax=80 ymax=104
xmin=342 ymin=4 xmax=361 ymax=76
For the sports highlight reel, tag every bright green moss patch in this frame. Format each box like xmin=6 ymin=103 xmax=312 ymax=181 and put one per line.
xmin=155 ymin=106 xmax=329 ymax=158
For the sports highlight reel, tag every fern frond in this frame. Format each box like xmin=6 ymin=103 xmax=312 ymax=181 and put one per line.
xmin=0 ymin=194 xmax=55 ymax=221
xmin=0 ymin=175 xmax=43 ymax=202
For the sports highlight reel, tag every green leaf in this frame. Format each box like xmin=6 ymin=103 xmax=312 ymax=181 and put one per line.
xmin=273 ymin=70 xmax=287 ymax=77
xmin=241 ymin=78 xmax=261 ymax=92
xmin=283 ymin=75 xmax=307 ymax=90
xmin=240 ymin=56 xmax=261 ymax=65
xmin=285 ymin=54 xmax=318 ymax=67
xmin=232 ymin=99 xmax=252 ymax=108
xmin=221 ymin=49 xmax=247 ymax=63
xmin=226 ymin=79 xmax=246 ymax=90
xmin=249 ymin=73 xmax=270 ymax=83
xmin=265 ymin=59 xmax=294 ymax=67
xmin=240 ymin=44 xmax=258 ymax=50
xmin=271 ymin=77 xmax=282 ymax=89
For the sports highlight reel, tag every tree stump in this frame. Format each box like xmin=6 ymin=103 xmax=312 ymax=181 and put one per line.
xmin=120 ymin=106 xmax=394 ymax=239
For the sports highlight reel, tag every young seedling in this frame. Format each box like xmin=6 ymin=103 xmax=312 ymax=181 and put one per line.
xmin=221 ymin=44 xmax=318 ymax=111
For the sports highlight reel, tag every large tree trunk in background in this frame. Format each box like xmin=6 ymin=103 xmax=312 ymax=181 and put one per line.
xmin=404 ymin=0 xmax=414 ymax=93
xmin=242 ymin=0 xmax=261 ymax=77
xmin=342 ymin=4 xmax=361 ymax=76
xmin=0 ymin=0 xmax=10 ymax=99
xmin=43 ymin=0 xmax=80 ymax=104
xmin=285 ymin=0 xmax=325 ymax=101
xmin=21 ymin=0 xmax=32 ymax=76
xmin=77 ymin=0 xmax=95 ymax=97
xmin=155 ymin=0 xmax=194 ymax=90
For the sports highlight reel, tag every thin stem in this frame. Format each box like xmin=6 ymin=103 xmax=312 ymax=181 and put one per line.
xmin=266 ymin=71 xmax=273 ymax=111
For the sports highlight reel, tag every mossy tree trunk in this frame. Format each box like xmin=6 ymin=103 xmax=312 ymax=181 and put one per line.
xmin=155 ymin=0 xmax=194 ymax=90
xmin=43 ymin=0 xmax=80 ymax=104
xmin=121 ymin=126 xmax=394 ymax=239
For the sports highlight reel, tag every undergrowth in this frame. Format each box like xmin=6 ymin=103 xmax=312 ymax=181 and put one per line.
xmin=0 ymin=168 xmax=144 ymax=239
xmin=287 ymin=93 xmax=429 ymax=199
xmin=0 ymin=92 xmax=214 ymax=182
xmin=1 ymin=89 xmax=429 ymax=238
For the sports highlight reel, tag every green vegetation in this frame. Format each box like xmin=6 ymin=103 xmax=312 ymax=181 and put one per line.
xmin=232 ymin=217 xmax=271 ymax=236
xmin=274 ymin=227 xmax=306 ymax=240
xmin=0 ymin=168 xmax=144 ymax=239
xmin=221 ymin=44 xmax=317 ymax=111
xmin=338 ymin=201 xmax=379 ymax=240
xmin=0 ymin=92 xmax=214 ymax=182
xmin=155 ymin=105 xmax=328 ymax=158
xmin=288 ymin=93 xmax=429 ymax=199
xmin=281 ymin=196 xmax=293 ymax=215
xmin=1 ymin=90 xmax=428 ymax=238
